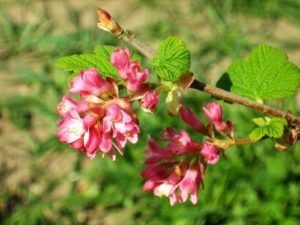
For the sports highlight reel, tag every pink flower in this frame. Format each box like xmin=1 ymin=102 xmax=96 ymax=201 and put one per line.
xmin=57 ymin=96 xmax=88 ymax=116
xmin=103 ymin=103 xmax=140 ymax=149
xmin=126 ymin=63 xmax=149 ymax=92
xmin=83 ymin=125 xmax=101 ymax=159
xmin=144 ymin=137 xmax=174 ymax=164
xmin=179 ymin=106 xmax=207 ymax=134
xmin=142 ymin=131 xmax=205 ymax=205
xmin=57 ymin=67 xmax=141 ymax=160
xmin=200 ymin=142 xmax=220 ymax=164
xmin=111 ymin=48 xmax=152 ymax=97
xmin=203 ymin=102 xmax=234 ymax=137
xmin=110 ymin=48 xmax=131 ymax=79
xmin=140 ymin=90 xmax=159 ymax=112
xmin=177 ymin=163 xmax=205 ymax=205
xmin=142 ymin=154 xmax=205 ymax=205
xmin=70 ymin=68 xmax=115 ymax=97
xmin=203 ymin=102 xmax=222 ymax=123
xmin=57 ymin=110 xmax=85 ymax=144
xmin=160 ymin=128 xmax=200 ymax=155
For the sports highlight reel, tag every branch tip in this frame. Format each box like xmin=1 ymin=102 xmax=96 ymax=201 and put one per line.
xmin=96 ymin=8 xmax=123 ymax=37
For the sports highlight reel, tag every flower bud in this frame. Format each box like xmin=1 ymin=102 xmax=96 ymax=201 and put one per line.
xmin=203 ymin=102 xmax=222 ymax=123
xmin=140 ymin=90 xmax=159 ymax=112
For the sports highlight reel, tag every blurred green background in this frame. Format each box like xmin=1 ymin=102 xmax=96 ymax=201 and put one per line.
xmin=0 ymin=0 xmax=300 ymax=224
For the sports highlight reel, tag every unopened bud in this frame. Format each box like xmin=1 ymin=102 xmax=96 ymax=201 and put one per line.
xmin=96 ymin=8 xmax=123 ymax=37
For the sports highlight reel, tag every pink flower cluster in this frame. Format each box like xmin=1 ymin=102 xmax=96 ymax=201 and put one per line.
xmin=142 ymin=102 xmax=234 ymax=205
xmin=111 ymin=48 xmax=159 ymax=112
xmin=57 ymin=48 xmax=159 ymax=160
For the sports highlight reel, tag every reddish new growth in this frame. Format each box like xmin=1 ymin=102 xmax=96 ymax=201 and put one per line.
xmin=57 ymin=48 xmax=159 ymax=160
xmin=142 ymin=103 xmax=234 ymax=205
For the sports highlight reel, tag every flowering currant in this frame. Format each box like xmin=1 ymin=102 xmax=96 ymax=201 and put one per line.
xmin=57 ymin=48 xmax=159 ymax=160
xmin=142 ymin=102 xmax=234 ymax=205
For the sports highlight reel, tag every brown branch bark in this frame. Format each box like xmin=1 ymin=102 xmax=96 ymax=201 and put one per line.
xmin=96 ymin=8 xmax=300 ymax=126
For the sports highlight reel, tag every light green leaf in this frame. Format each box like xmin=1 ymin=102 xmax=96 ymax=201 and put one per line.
xmin=249 ymin=127 xmax=267 ymax=142
xmin=228 ymin=45 xmax=300 ymax=101
xmin=266 ymin=117 xmax=287 ymax=138
xmin=93 ymin=45 xmax=118 ymax=79
xmin=56 ymin=45 xmax=119 ymax=79
xmin=55 ymin=54 xmax=99 ymax=72
xmin=252 ymin=117 xmax=269 ymax=126
xmin=151 ymin=36 xmax=190 ymax=82
xmin=249 ymin=117 xmax=287 ymax=141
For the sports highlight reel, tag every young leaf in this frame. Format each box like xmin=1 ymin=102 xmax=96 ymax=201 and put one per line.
xmin=151 ymin=36 xmax=190 ymax=82
xmin=56 ymin=45 xmax=119 ymax=79
xmin=249 ymin=127 xmax=267 ymax=142
xmin=228 ymin=45 xmax=300 ymax=101
xmin=249 ymin=117 xmax=287 ymax=141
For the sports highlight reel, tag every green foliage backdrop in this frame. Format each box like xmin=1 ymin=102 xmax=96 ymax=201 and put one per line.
xmin=0 ymin=0 xmax=299 ymax=224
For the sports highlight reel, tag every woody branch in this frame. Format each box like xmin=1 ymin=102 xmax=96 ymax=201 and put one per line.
xmin=96 ymin=8 xmax=300 ymax=128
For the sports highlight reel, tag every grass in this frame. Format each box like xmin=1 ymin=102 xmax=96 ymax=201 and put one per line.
xmin=0 ymin=0 xmax=300 ymax=224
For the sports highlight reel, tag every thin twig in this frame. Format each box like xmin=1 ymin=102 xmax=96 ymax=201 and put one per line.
xmin=96 ymin=8 xmax=300 ymax=126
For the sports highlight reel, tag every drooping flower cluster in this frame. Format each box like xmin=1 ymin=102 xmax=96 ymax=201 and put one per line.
xmin=142 ymin=102 xmax=234 ymax=205
xmin=57 ymin=48 xmax=159 ymax=160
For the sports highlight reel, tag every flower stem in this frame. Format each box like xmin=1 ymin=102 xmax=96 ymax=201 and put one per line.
xmin=213 ymin=138 xmax=257 ymax=149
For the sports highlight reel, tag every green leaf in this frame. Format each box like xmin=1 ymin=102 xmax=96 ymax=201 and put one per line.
xmin=252 ymin=117 xmax=269 ymax=126
xmin=249 ymin=127 xmax=267 ymax=142
xmin=55 ymin=45 xmax=119 ymax=79
xmin=151 ymin=36 xmax=190 ymax=82
xmin=228 ymin=45 xmax=300 ymax=101
xmin=55 ymin=54 xmax=98 ymax=72
xmin=93 ymin=45 xmax=118 ymax=79
xmin=249 ymin=117 xmax=287 ymax=141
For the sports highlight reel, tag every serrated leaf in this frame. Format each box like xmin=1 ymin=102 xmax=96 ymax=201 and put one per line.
xmin=228 ymin=45 xmax=300 ymax=101
xmin=266 ymin=117 xmax=287 ymax=138
xmin=249 ymin=127 xmax=267 ymax=141
xmin=55 ymin=54 xmax=99 ymax=72
xmin=151 ymin=36 xmax=190 ymax=82
xmin=56 ymin=45 xmax=119 ymax=80
xmin=249 ymin=117 xmax=287 ymax=141
xmin=94 ymin=45 xmax=114 ymax=58
xmin=93 ymin=45 xmax=118 ymax=79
